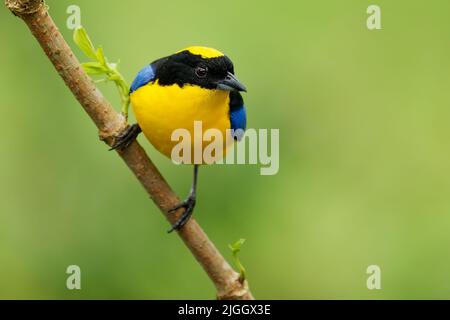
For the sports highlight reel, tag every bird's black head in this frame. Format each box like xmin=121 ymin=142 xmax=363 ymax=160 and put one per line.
xmin=152 ymin=47 xmax=246 ymax=92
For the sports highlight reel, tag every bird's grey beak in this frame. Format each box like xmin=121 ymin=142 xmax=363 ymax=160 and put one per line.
xmin=217 ymin=72 xmax=247 ymax=92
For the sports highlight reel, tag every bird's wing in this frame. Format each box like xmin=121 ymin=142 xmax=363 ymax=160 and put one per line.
xmin=229 ymin=91 xmax=247 ymax=141
xmin=130 ymin=56 xmax=170 ymax=94
xmin=130 ymin=64 xmax=156 ymax=93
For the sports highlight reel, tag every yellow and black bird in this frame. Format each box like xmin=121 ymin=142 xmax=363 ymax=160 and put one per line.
xmin=111 ymin=46 xmax=247 ymax=232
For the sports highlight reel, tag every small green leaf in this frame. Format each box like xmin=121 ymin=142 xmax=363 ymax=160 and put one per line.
xmin=229 ymin=238 xmax=247 ymax=282
xmin=96 ymin=46 xmax=106 ymax=67
xmin=229 ymin=239 xmax=245 ymax=254
xmin=73 ymin=26 xmax=131 ymax=118
xmin=81 ymin=62 xmax=107 ymax=75
xmin=73 ymin=26 xmax=97 ymax=60
xmin=107 ymin=74 xmax=121 ymax=81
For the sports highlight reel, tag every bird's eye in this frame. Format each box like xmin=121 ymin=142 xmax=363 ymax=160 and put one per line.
xmin=195 ymin=66 xmax=208 ymax=78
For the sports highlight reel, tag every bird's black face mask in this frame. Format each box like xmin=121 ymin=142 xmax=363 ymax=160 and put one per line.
xmin=153 ymin=50 xmax=246 ymax=92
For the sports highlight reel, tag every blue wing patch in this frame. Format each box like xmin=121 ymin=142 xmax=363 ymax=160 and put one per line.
xmin=130 ymin=64 xmax=155 ymax=93
xmin=230 ymin=105 xmax=247 ymax=141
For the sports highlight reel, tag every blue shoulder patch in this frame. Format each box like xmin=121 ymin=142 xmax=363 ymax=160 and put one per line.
xmin=230 ymin=105 xmax=247 ymax=141
xmin=130 ymin=65 xmax=155 ymax=93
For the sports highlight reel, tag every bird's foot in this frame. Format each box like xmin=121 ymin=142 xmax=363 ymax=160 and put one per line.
xmin=167 ymin=194 xmax=196 ymax=233
xmin=109 ymin=123 xmax=142 ymax=151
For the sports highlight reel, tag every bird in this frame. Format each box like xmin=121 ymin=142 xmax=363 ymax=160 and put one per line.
xmin=111 ymin=46 xmax=247 ymax=232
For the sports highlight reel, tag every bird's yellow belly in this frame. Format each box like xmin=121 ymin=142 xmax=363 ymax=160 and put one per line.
xmin=131 ymin=83 xmax=232 ymax=161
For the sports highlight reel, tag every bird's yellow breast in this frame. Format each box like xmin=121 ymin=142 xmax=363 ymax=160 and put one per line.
xmin=131 ymin=82 xmax=232 ymax=160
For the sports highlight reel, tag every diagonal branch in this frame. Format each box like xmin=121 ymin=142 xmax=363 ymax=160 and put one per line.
xmin=5 ymin=0 xmax=253 ymax=300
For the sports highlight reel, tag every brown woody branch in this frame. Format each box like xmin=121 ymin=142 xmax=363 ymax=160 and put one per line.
xmin=5 ymin=0 xmax=253 ymax=300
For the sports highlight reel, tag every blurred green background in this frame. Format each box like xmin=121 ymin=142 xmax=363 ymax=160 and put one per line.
xmin=1 ymin=0 xmax=450 ymax=299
